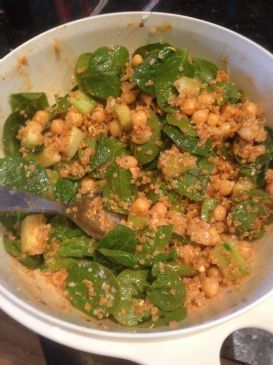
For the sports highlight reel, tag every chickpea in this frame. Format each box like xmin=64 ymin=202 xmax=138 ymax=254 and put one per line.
xmin=109 ymin=120 xmax=122 ymax=137
xmin=91 ymin=108 xmax=106 ymax=123
xmin=80 ymin=177 xmax=96 ymax=195
xmin=207 ymin=112 xmax=219 ymax=127
xmin=182 ymin=97 xmax=197 ymax=115
xmin=213 ymin=205 xmax=227 ymax=221
xmin=242 ymin=101 xmax=257 ymax=118
xmin=65 ymin=110 xmax=83 ymax=127
xmin=238 ymin=126 xmax=255 ymax=142
xmin=33 ymin=110 xmax=49 ymax=126
xmin=131 ymin=197 xmax=151 ymax=215
xmin=131 ymin=109 xmax=148 ymax=126
xmin=192 ymin=109 xmax=209 ymax=124
xmin=151 ymin=202 xmax=167 ymax=217
xmin=198 ymin=93 xmax=215 ymax=106
xmin=132 ymin=54 xmax=143 ymax=67
xmin=121 ymin=90 xmax=136 ymax=105
xmin=116 ymin=155 xmax=138 ymax=169
xmin=201 ymin=277 xmax=219 ymax=298
xmin=218 ymin=180 xmax=234 ymax=196
xmin=50 ymin=119 xmax=65 ymax=135
xmin=207 ymin=266 xmax=222 ymax=280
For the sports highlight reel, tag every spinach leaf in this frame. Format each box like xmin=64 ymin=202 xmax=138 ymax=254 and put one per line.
xmin=66 ymin=261 xmax=120 ymax=317
xmin=103 ymin=165 xmax=137 ymax=213
xmin=10 ymin=92 xmax=49 ymax=118
xmin=44 ymin=257 xmax=78 ymax=271
xmin=112 ymin=269 xmax=149 ymax=327
xmin=97 ymin=248 xmax=138 ymax=267
xmin=0 ymin=156 xmax=49 ymax=196
xmin=50 ymin=216 xmax=84 ymax=240
xmin=231 ymin=199 xmax=264 ymax=234
xmin=148 ymin=269 xmax=185 ymax=311
xmin=133 ymin=47 xmax=176 ymax=95
xmin=201 ymin=198 xmax=218 ymax=222
xmin=0 ymin=212 xmax=25 ymax=236
xmin=166 ymin=114 xmax=197 ymax=137
xmin=97 ymin=224 xmax=136 ymax=253
xmin=133 ymin=42 xmax=171 ymax=58
xmin=50 ymin=216 xmax=96 ymax=258
xmin=154 ymin=56 xmax=183 ymax=112
xmin=163 ymin=124 xmax=212 ymax=157
xmin=193 ymin=58 xmax=218 ymax=82
xmin=217 ymin=82 xmax=242 ymax=104
xmin=91 ymin=134 xmax=125 ymax=170
xmin=4 ymin=235 xmax=43 ymax=269
xmin=74 ymin=52 xmax=93 ymax=88
xmin=49 ymin=96 xmax=70 ymax=121
xmin=211 ymin=242 xmax=249 ymax=281
xmin=139 ymin=308 xmax=187 ymax=328
xmin=131 ymin=111 xmax=161 ymax=165
xmin=141 ymin=225 xmax=173 ymax=254
xmin=2 ymin=112 xmax=26 ymax=156
xmin=80 ymin=46 xmax=129 ymax=99
xmin=52 ymin=178 xmax=79 ymax=204
xmin=174 ymin=159 xmax=214 ymax=201
xmin=58 ymin=237 xmax=96 ymax=258
xmin=117 ymin=269 xmax=149 ymax=300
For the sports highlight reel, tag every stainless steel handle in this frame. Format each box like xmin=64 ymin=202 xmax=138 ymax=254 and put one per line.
xmin=0 ymin=188 xmax=65 ymax=215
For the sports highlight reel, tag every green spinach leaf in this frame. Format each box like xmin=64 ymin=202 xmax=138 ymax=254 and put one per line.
xmin=80 ymin=46 xmax=129 ymax=99
xmin=193 ymin=58 xmax=218 ymax=82
xmin=10 ymin=92 xmax=49 ymax=118
xmin=103 ymin=165 xmax=137 ymax=213
xmin=2 ymin=112 xmax=26 ymax=156
xmin=66 ymin=261 xmax=120 ymax=317
xmin=97 ymin=224 xmax=136 ymax=253
xmin=148 ymin=268 xmax=185 ymax=311
xmin=231 ymin=199 xmax=264 ymax=234
xmin=52 ymin=178 xmax=79 ymax=204
xmin=163 ymin=124 xmax=212 ymax=157
xmin=91 ymin=134 xmax=125 ymax=170
xmin=0 ymin=156 xmax=49 ymax=196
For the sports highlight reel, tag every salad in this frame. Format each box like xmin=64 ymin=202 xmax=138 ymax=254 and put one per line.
xmin=1 ymin=42 xmax=273 ymax=328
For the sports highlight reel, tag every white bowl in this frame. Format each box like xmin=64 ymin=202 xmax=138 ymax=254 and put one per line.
xmin=1 ymin=12 xmax=273 ymax=365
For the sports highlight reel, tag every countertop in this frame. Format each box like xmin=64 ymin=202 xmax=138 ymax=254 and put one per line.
xmin=0 ymin=1 xmax=273 ymax=364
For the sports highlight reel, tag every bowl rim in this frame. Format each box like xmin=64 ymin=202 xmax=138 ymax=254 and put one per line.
xmin=1 ymin=11 xmax=273 ymax=340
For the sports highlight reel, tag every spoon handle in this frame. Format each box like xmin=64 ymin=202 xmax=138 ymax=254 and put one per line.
xmin=0 ymin=188 xmax=65 ymax=215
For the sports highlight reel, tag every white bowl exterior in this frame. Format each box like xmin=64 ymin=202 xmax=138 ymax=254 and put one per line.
xmin=0 ymin=11 xmax=273 ymax=350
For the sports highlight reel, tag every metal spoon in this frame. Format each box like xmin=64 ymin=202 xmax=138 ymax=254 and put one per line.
xmin=0 ymin=188 xmax=119 ymax=239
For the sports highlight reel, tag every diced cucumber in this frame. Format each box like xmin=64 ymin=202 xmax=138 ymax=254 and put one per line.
xmin=21 ymin=214 xmax=49 ymax=255
xmin=33 ymin=147 xmax=61 ymax=167
xmin=68 ymin=90 xmax=96 ymax=114
xmin=128 ymin=214 xmax=149 ymax=230
xmin=211 ymin=242 xmax=250 ymax=281
xmin=174 ymin=76 xmax=201 ymax=96
xmin=114 ymin=104 xmax=132 ymax=131
xmin=21 ymin=122 xmax=43 ymax=148
xmin=63 ymin=126 xmax=84 ymax=159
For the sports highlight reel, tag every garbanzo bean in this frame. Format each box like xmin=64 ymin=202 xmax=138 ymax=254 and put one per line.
xmin=131 ymin=197 xmax=151 ymax=215
xmin=50 ymin=119 xmax=65 ymax=135
xmin=201 ymin=277 xmax=220 ymax=298
xmin=80 ymin=177 xmax=96 ymax=194
xmin=65 ymin=110 xmax=84 ymax=127
xmin=109 ymin=120 xmax=122 ymax=137
xmin=151 ymin=202 xmax=167 ymax=217
xmin=132 ymin=54 xmax=143 ymax=67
